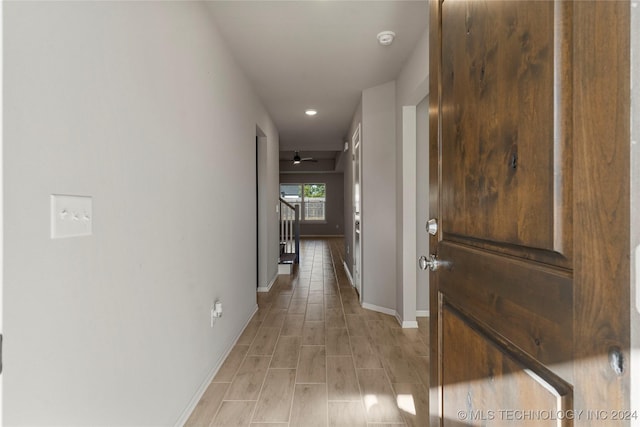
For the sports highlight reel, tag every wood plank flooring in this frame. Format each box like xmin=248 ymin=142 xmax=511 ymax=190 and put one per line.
xmin=185 ymin=238 xmax=430 ymax=427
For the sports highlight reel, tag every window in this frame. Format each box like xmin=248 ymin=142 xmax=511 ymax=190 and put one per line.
xmin=280 ymin=184 xmax=302 ymax=215
xmin=280 ymin=183 xmax=326 ymax=221
xmin=303 ymin=183 xmax=326 ymax=221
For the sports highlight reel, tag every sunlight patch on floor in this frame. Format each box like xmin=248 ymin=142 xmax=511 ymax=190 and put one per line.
xmin=397 ymin=394 xmax=417 ymax=415
xmin=364 ymin=394 xmax=379 ymax=412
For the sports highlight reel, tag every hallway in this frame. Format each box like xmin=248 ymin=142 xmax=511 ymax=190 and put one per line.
xmin=185 ymin=238 xmax=430 ymax=427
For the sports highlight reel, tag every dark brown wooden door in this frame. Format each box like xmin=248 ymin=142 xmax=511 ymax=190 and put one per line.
xmin=429 ymin=1 xmax=630 ymax=426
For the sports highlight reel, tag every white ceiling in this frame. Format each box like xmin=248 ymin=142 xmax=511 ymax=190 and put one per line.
xmin=206 ymin=1 xmax=428 ymax=152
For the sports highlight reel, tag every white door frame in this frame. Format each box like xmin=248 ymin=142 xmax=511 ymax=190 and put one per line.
xmin=400 ymin=81 xmax=429 ymax=328
xmin=401 ymin=106 xmax=418 ymax=327
xmin=1 ymin=0 xmax=5 ymax=421
xmin=1 ymin=0 xmax=5 ymax=422
xmin=255 ymin=127 xmax=269 ymax=291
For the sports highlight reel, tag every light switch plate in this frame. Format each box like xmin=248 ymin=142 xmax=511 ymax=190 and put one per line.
xmin=51 ymin=195 xmax=92 ymax=239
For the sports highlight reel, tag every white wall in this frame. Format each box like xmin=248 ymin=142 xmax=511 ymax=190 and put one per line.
xmin=394 ymin=26 xmax=429 ymax=323
xmin=3 ymin=2 xmax=279 ymax=425
xmin=362 ymin=81 xmax=397 ymax=311
xmin=342 ymin=25 xmax=428 ymax=320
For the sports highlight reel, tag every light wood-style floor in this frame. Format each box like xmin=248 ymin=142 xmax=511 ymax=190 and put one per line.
xmin=186 ymin=238 xmax=430 ymax=427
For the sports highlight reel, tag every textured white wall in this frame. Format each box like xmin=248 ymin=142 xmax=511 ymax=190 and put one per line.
xmin=362 ymin=81 xmax=397 ymax=310
xmin=3 ymin=2 xmax=278 ymax=425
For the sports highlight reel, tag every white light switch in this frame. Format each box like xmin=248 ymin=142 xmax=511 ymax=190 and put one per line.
xmin=51 ymin=195 xmax=92 ymax=239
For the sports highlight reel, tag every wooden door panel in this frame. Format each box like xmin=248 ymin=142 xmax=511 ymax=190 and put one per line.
xmin=430 ymin=0 xmax=592 ymax=425
xmin=441 ymin=0 xmax=572 ymax=265
xmin=442 ymin=307 xmax=572 ymax=427
xmin=439 ymin=241 xmax=572 ymax=374
xmin=431 ymin=0 xmax=630 ymax=425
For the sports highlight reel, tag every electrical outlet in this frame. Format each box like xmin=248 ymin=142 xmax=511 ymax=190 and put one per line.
xmin=50 ymin=195 xmax=92 ymax=239
xmin=211 ymin=301 xmax=223 ymax=327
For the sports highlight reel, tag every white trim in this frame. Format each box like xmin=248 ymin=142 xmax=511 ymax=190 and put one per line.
xmin=301 ymin=234 xmax=344 ymax=238
xmin=394 ymin=312 xmax=419 ymax=329
xmin=256 ymin=134 xmax=268 ymax=302
xmin=277 ymin=263 xmax=292 ymax=275
xmin=342 ymin=261 xmax=354 ymax=287
xmin=257 ymin=273 xmax=278 ymax=293
xmin=416 ymin=310 xmax=430 ymax=317
xmin=0 ymin=1 xmax=4 ymax=420
xmin=174 ymin=305 xmax=258 ymax=427
xmin=402 ymin=105 xmax=418 ymax=331
xmin=395 ymin=312 xmax=402 ymax=326
xmin=362 ymin=302 xmax=396 ymax=317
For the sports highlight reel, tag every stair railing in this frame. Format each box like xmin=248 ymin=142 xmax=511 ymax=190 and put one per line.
xmin=279 ymin=198 xmax=300 ymax=263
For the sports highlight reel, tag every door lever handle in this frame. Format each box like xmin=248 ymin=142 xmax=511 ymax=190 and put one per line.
xmin=418 ymin=254 xmax=441 ymax=271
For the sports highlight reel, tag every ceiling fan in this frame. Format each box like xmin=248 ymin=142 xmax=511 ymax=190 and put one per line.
xmin=292 ymin=151 xmax=318 ymax=165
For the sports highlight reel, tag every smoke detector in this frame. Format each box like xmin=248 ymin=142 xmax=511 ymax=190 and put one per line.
xmin=377 ymin=31 xmax=396 ymax=46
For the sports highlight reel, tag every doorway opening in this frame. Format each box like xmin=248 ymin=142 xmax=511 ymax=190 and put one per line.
xmin=256 ymin=126 xmax=266 ymax=289
xmin=352 ymin=124 xmax=362 ymax=301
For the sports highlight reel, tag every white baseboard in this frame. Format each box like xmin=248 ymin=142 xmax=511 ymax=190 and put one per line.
xmin=301 ymin=234 xmax=345 ymax=238
xmin=416 ymin=310 xmax=430 ymax=317
xmin=257 ymin=273 xmax=278 ymax=293
xmin=394 ymin=312 xmax=402 ymax=326
xmin=174 ymin=304 xmax=259 ymax=427
xmin=278 ymin=263 xmax=292 ymax=275
xmin=401 ymin=320 xmax=419 ymax=328
xmin=394 ymin=312 xmax=419 ymax=329
xmin=362 ymin=302 xmax=396 ymax=317
xmin=342 ymin=261 xmax=354 ymax=287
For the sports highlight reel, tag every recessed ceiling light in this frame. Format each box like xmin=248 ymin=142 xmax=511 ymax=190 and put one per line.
xmin=377 ymin=31 xmax=396 ymax=46
xmin=305 ymin=109 xmax=318 ymax=116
